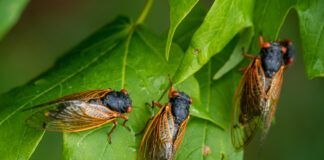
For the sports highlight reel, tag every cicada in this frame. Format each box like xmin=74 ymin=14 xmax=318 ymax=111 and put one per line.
xmin=231 ymin=36 xmax=295 ymax=149
xmin=25 ymin=88 xmax=132 ymax=143
xmin=137 ymin=84 xmax=192 ymax=160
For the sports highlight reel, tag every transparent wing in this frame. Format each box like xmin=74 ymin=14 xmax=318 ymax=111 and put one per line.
xmin=137 ymin=105 xmax=175 ymax=160
xmin=26 ymin=100 xmax=117 ymax=132
xmin=58 ymin=89 xmax=112 ymax=101
xmin=173 ymin=116 xmax=189 ymax=153
xmin=231 ymin=58 xmax=266 ymax=150
xmin=262 ymin=66 xmax=284 ymax=133
xmin=25 ymin=89 xmax=112 ymax=110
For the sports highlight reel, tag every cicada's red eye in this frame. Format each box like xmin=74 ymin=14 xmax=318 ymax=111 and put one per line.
xmin=171 ymin=91 xmax=179 ymax=97
xmin=126 ymin=106 xmax=132 ymax=113
xmin=120 ymin=88 xmax=128 ymax=95
xmin=281 ymin=47 xmax=287 ymax=54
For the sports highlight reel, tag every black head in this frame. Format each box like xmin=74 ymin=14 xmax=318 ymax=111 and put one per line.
xmin=280 ymin=40 xmax=295 ymax=66
xmin=258 ymin=36 xmax=285 ymax=78
xmin=101 ymin=89 xmax=132 ymax=113
xmin=169 ymin=91 xmax=192 ymax=125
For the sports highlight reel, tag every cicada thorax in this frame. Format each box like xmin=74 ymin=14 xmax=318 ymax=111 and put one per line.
xmin=89 ymin=90 xmax=132 ymax=114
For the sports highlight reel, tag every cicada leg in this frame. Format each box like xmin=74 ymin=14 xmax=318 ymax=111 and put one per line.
xmin=119 ymin=114 xmax=131 ymax=132
xmin=241 ymin=46 xmax=258 ymax=60
xmin=242 ymin=53 xmax=256 ymax=59
xmin=145 ymin=101 xmax=163 ymax=109
xmin=107 ymin=120 xmax=118 ymax=144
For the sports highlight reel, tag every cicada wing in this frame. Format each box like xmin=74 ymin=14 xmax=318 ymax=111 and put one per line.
xmin=262 ymin=66 xmax=284 ymax=133
xmin=172 ymin=116 xmax=189 ymax=154
xmin=231 ymin=58 xmax=266 ymax=150
xmin=26 ymin=100 xmax=117 ymax=132
xmin=137 ymin=105 xmax=175 ymax=160
xmin=25 ymin=89 xmax=112 ymax=110
xmin=58 ymin=89 xmax=112 ymax=101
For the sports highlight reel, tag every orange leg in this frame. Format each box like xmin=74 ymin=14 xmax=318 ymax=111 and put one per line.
xmin=167 ymin=77 xmax=180 ymax=98
xmin=119 ymin=114 xmax=131 ymax=132
xmin=241 ymin=47 xmax=256 ymax=60
xmin=242 ymin=53 xmax=256 ymax=59
xmin=107 ymin=120 xmax=118 ymax=144
xmin=146 ymin=101 xmax=163 ymax=108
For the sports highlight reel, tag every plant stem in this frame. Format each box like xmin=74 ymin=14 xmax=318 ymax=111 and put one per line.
xmin=136 ymin=0 xmax=154 ymax=25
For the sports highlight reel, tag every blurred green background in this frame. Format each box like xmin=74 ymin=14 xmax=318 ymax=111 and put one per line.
xmin=0 ymin=0 xmax=323 ymax=160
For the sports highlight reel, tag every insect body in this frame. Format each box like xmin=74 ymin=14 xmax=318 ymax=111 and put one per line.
xmin=231 ymin=36 xmax=295 ymax=149
xmin=137 ymin=84 xmax=192 ymax=160
xmin=26 ymin=88 xmax=132 ymax=143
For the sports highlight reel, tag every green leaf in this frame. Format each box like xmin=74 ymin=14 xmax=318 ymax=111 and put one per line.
xmin=0 ymin=0 xmax=29 ymax=40
xmin=61 ymin=25 xmax=204 ymax=159
xmin=0 ymin=16 xmax=222 ymax=159
xmin=0 ymin=16 xmax=131 ymax=160
xmin=176 ymin=57 xmax=243 ymax=160
xmin=251 ymin=0 xmax=324 ymax=79
xmin=171 ymin=0 xmax=324 ymax=81
xmin=165 ymin=0 xmax=199 ymax=60
xmin=213 ymin=28 xmax=253 ymax=80
xmin=296 ymin=0 xmax=324 ymax=78
xmin=173 ymin=3 xmax=207 ymax=50
xmin=173 ymin=0 xmax=254 ymax=83
xmin=169 ymin=1 xmax=253 ymax=81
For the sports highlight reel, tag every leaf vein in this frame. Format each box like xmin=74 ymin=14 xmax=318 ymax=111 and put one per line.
xmin=121 ymin=32 xmax=133 ymax=88
xmin=135 ymin=30 xmax=165 ymax=61
xmin=16 ymin=125 xmax=28 ymax=160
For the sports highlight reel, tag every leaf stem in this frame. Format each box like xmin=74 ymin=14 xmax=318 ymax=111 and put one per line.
xmin=136 ymin=0 xmax=154 ymax=25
